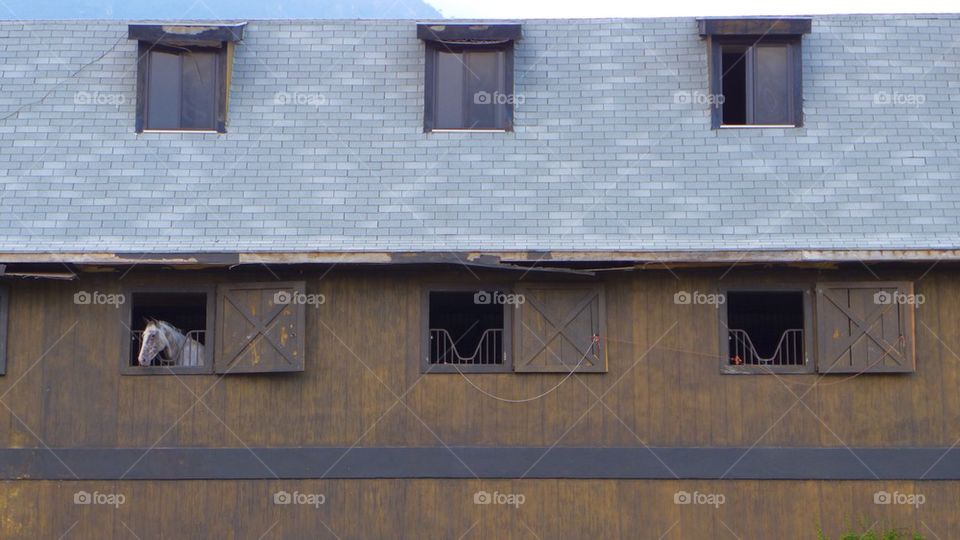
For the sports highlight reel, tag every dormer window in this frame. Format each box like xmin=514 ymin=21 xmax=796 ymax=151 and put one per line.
xmin=417 ymin=23 xmax=521 ymax=132
xmin=698 ymin=18 xmax=811 ymax=128
xmin=129 ymin=23 xmax=245 ymax=133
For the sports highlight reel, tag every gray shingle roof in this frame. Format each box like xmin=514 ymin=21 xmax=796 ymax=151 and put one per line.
xmin=0 ymin=15 xmax=959 ymax=255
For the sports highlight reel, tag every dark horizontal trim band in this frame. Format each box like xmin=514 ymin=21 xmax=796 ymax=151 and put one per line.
xmin=697 ymin=17 xmax=812 ymax=37
xmin=417 ymin=23 xmax=522 ymax=43
xmin=3 ymin=447 xmax=960 ymax=480
xmin=128 ymin=23 xmax=246 ymax=44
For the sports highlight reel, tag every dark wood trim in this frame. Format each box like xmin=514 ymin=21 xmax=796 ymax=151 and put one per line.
xmin=128 ymin=23 xmax=245 ymax=45
xmin=417 ymin=23 xmax=522 ymax=43
xmin=421 ymin=284 xmax=514 ymax=373
xmin=134 ymin=41 xmax=149 ymax=133
xmin=707 ymin=35 xmax=721 ymax=129
xmin=503 ymin=41 xmax=515 ymax=131
xmin=0 ymin=285 xmax=7 ymax=376
xmin=4 ymin=446 xmax=960 ymax=480
xmin=697 ymin=17 xmax=812 ymax=37
xmin=423 ymin=40 xmax=436 ymax=132
xmin=719 ymin=285 xmax=816 ymax=375
xmin=120 ymin=285 xmax=217 ymax=375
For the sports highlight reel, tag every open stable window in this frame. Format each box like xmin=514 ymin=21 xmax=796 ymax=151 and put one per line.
xmin=129 ymin=23 xmax=245 ymax=133
xmin=721 ymin=289 xmax=814 ymax=374
xmin=423 ymin=289 xmax=511 ymax=372
xmin=0 ymin=285 xmax=7 ymax=376
xmin=699 ymin=18 xmax=810 ymax=128
xmin=122 ymin=288 xmax=215 ymax=375
xmin=418 ymin=23 xmax=521 ymax=132
xmin=421 ymin=283 xmax=607 ymax=374
xmin=719 ymin=282 xmax=917 ymax=375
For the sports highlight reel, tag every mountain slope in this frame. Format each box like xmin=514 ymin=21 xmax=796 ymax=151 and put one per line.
xmin=0 ymin=0 xmax=443 ymax=19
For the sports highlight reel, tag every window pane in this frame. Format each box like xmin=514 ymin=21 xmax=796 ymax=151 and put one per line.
xmin=464 ymin=50 xmax=504 ymax=129
xmin=752 ymin=44 xmax=791 ymax=125
xmin=720 ymin=46 xmax=748 ymax=125
xmin=435 ymin=50 xmax=465 ymax=129
xmin=181 ymin=50 xmax=218 ymax=130
xmin=146 ymin=50 xmax=181 ymax=129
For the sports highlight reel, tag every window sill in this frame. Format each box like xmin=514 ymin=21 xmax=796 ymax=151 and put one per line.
xmin=427 ymin=129 xmax=510 ymax=133
xmin=121 ymin=366 xmax=213 ymax=376
xmin=139 ymin=129 xmax=222 ymax=134
xmin=718 ymin=124 xmax=800 ymax=129
xmin=721 ymin=366 xmax=813 ymax=375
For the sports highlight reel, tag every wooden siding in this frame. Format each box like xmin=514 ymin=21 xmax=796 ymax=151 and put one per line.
xmin=1 ymin=479 xmax=956 ymax=539
xmin=0 ymin=264 xmax=957 ymax=449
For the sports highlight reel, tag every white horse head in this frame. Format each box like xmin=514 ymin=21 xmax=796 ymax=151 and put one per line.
xmin=137 ymin=320 xmax=204 ymax=367
xmin=138 ymin=320 xmax=176 ymax=366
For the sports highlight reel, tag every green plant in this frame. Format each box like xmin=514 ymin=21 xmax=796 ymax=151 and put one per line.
xmin=817 ymin=523 xmax=923 ymax=540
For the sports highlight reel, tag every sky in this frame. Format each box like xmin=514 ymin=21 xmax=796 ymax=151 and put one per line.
xmin=427 ymin=0 xmax=959 ymax=18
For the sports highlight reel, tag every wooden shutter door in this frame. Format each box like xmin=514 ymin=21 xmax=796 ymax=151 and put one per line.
xmin=513 ymin=284 xmax=606 ymax=373
xmin=215 ymin=282 xmax=306 ymax=374
xmin=815 ymin=282 xmax=916 ymax=374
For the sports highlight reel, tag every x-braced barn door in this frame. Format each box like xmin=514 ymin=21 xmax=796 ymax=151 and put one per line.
xmin=815 ymin=282 xmax=916 ymax=374
xmin=513 ymin=283 xmax=607 ymax=373
xmin=214 ymin=282 xmax=306 ymax=373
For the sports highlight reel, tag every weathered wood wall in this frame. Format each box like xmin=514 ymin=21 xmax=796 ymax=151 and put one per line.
xmin=0 ymin=264 xmax=956 ymax=448
xmin=0 ymin=479 xmax=953 ymax=539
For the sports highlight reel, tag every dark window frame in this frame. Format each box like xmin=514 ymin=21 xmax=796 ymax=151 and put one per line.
xmin=135 ymin=42 xmax=229 ymax=133
xmin=423 ymin=41 xmax=515 ymax=132
xmin=0 ymin=285 xmax=8 ymax=376
xmin=708 ymin=35 xmax=803 ymax=128
xmin=719 ymin=285 xmax=816 ymax=375
xmin=421 ymin=285 xmax=515 ymax=373
xmin=120 ymin=285 xmax=216 ymax=376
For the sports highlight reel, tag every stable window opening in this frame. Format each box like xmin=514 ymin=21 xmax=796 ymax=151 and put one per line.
xmin=129 ymin=292 xmax=209 ymax=369
xmin=725 ymin=291 xmax=806 ymax=369
xmin=426 ymin=290 xmax=508 ymax=372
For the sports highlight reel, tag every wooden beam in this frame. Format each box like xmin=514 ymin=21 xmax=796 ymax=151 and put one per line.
xmin=128 ymin=23 xmax=246 ymax=45
xmin=417 ymin=22 xmax=522 ymax=42
xmin=697 ymin=17 xmax=812 ymax=37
